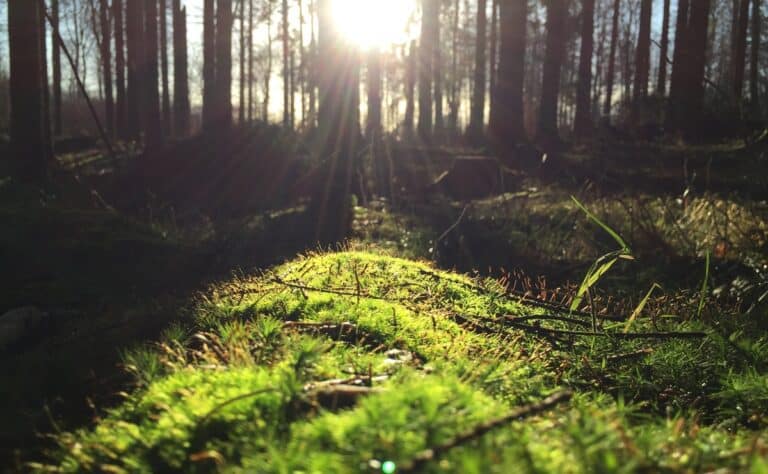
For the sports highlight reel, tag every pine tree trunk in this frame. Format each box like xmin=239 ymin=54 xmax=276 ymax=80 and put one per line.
xmin=419 ymin=0 xmax=438 ymax=140
xmin=667 ymin=0 xmax=690 ymax=134
xmin=433 ymin=0 xmax=444 ymax=139
xmin=574 ymin=0 xmax=595 ymax=139
xmin=731 ymin=0 xmax=751 ymax=104
xmin=173 ymin=0 xmax=190 ymax=137
xmin=202 ymin=0 xmax=216 ymax=131
xmin=97 ymin=0 xmax=114 ymax=138
xmin=298 ymin=0 xmax=305 ymax=127
xmin=264 ymin=1 xmax=273 ymax=121
xmin=8 ymin=0 xmax=49 ymax=180
xmin=114 ymin=0 xmax=126 ymax=138
xmin=488 ymin=0 xmax=498 ymax=126
xmin=239 ymin=0 xmax=246 ymax=124
xmin=538 ymin=0 xmax=567 ymax=144
xmin=656 ymin=0 xmax=670 ymax=95
xmin=750 ymin=0 xmax=761 ymax=119
xmin=448 ymin=0 xmax=460 ymax=137
xmin=216 ymin=0 xmax=234 ymax=128
xmin=367 ymin=50 xmax=388 ymax=197
xmin=248 ymin=0 xmax=254 ymax=122
xmin=282 ymin=0 xmax=290 ymax=128
xmin=489 ymin=0 xmax=527 ymax=148
xmin=144 ymin=0 xmax=163 ymax=151
xmin=126 ymin=0 xmax=144 ymax=140
xmin=682 ymin=0 xmax=711 ymax=139
xmin=405 ymin=40 xmax=417 ymax=134
xmin=632 ymin=0 xmax=651 ymax=102
xmin=308 ymin=0 xmax=316 ymax=127
xmin=603 ymin=0 xmax=620 ymax=122
xmin=468 ymin=0 xmax=487 ymax=143
xmin=52 ymin=0 xmax=62 ymax=136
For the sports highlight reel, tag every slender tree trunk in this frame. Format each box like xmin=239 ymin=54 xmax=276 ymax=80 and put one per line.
xmin=633 ymin=0 xmax=651 ymax=102
xmin=202 ymin=0 xmax=216 ymax=131
xmin=248 ymin=0 xmax=254 ymax=122
xmin=603 ymin=0 xmax=620 ymax=122
xmin=126 ymin=0 xmax=144 ymax=140
xmin=574 ymin=0 xmax=595 ymax=139
xmin=264 ymin=1 xmax=273 ymax=121
xmin=308 ymin=0 xmax=316 ymax=126
xmin=8 ymin=0 xmax=50 ymax=180
xmin=448 ymin=0 xmax=460 ymax=137
xmin=367 ymin=49 xmax=388 ymax=197
xmin=173 ymin=0 xmax=190 ymax=136
xmin=160 ymin=0 xmax=170 ymax=135
xmin=239 ymin=0 xmax=246 ymax=124
xmin=592 ymin=0 xmax=607 ymax=118
xmin=656 ymin=0 xmax=670 ymax=95
xmin=731 ymin=0 xmax=751 ymax=104
xmin=404 ymin=40 xmax=417 ymax=134
xmin=433 ymin=0 xmax=444 ymax=139
xmin=298 ymin=0 xmax=305 ymax=127
xmin=419 ymin=0 xmax=438 ymax=140
xmin=667 ymin=0 xmax=690 ymax=133
xmin=468 ymin=0 xmax=487 ymax=143
xmin=282 ymin=0 xmax=290 ymax=128
xmin=538 ymin=0 xmax=567 ymax=144
xmin=144 ymin=0 xmax=162 ymax=151
xmin=52 ymin=0 xmax=62 ymax=136
xmin=488 ymin=0 xmax=498 ymax=125
xmin=682 ymin=0 xmax=711 ymax=139
xmin=489 ymin=0 xmax=527 ymax=148
xmin=114 ymin=0 xmax=126 ymax=138
xmin=750 ymin=0 xmax=761 ymax=119
xmin=98 ymin=0 xmax=114 ymax=137
xmin=216 ymin=0 xmax=234 ymax=128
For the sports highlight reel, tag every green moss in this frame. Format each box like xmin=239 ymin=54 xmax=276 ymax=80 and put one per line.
xmin=43 ymin=250 xmax=767 ymax=473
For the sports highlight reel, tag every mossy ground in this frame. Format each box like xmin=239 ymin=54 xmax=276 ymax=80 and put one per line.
xmin=41 ymin=250 xmax=768 ymax=473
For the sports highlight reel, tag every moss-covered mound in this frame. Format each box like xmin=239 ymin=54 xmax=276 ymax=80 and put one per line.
xmin=43 ymin=251 xmax=767 ymax=473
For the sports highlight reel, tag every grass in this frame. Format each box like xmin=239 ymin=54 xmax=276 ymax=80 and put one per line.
xmin=39 ymin=250 xmax=768 ymax=472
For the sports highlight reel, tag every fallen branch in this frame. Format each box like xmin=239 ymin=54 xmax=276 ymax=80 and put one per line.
xmin=399 ymin=391 xmax=573 ymax=473
xmin=506 ymin=322 xmax=707 ymax=340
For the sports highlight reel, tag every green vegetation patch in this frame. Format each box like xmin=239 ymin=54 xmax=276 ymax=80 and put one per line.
xmin=42 ymin=251 xmax=768 ymax=473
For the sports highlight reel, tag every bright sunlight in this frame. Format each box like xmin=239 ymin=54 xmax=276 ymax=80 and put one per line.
xmin=331 ymin=0 xmax=416 ymax=50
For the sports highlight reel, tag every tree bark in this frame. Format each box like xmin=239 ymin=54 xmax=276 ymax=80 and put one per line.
xmin=52 ymin=0 xmax=62 ymax=136
xmin=632 ymin=0 xmax=651 ymax=102
xmin=405 ymin=40 xmax=417 ymax=134
xmin=202 ymin=0 xmax=216 ymax=131
xmin=537 ymin=0 xmax=567 ymax=145
xmin=488 ymin=0 xmax=498 ymax=122
xmin=603 ymin=0 xmax=620 ymax=122
xmin=126 ymin=0 xmax=144 ymax=140
xmin=448 ymin=0 xmax=460 ymax=137
xmin=750 ymin=0 xmax=761 ymax=119
xmin=159 ymin=0 xmax=171 ymax=135
xmin=173 ymin=0 xmax=190 ymax=137
xmin=239 ymin=0 xmax=246 ymax=124
xmin=419 ymin=0 xmax=438 ymax=140
xmin=667 ymin=0 xmax=689 ymax=133
xmin=489 ymin=0 xmax=527 ymax=148
xmin=216 ymin=0 xmax=234 ymax=128
xmin=114 ymin=0 xmax=126 ymax=138
xmin=248 ymin=0 xmax=254 ymax=122
xmin=282 ymin=0 xmax=291 ymax=128
xmin=8 ymin=0 xmax=49 ymax=181
xmin=98 ymin=0 xmax=114 ymax=138
xmin=731 ymin=0 xmax=751 ymax=104
xmin=143 ymin=0 xmax=163 ymax=151
xmin=656 ymin=0 xmax=670 ymax=95
xmin=468 ymin=0 xmax=487 ymax=143
xmin=434 ymin=0 xmax=445 ymax=139
xmin=574 ymin=0 xmax=595 ymax=139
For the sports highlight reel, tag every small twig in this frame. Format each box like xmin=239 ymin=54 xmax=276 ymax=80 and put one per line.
xmin=507 ymin=322 xmax=707 ymax=340
xmin=505 ymin=314 xmax=593 ymax=328
xmin=603 ymin=348 xmax=654 ymax=364
xmin=399 ymin=391 xmax=573 ymax=473
xmin=432 ymin=205 xmax=469 ymax=259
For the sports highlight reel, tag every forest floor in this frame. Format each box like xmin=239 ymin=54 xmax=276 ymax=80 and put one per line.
xmin=2 ymin=136 xmax=768 ymax=472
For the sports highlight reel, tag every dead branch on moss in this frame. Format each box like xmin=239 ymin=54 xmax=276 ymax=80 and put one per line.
xmin=399 ymin=390 xmax=573 ymax=473
xmin=505 ymin=322 xmax=707 ymax=340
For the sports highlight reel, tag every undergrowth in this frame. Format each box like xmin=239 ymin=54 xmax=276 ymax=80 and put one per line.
xmin=38 ymin=250 xmax=768 ymax=473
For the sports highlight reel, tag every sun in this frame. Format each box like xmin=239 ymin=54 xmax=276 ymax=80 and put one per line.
xmin=331 ymin=0 xmax=416 ymax=50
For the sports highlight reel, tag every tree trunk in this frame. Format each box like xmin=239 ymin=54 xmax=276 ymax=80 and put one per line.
xmin=173 ymin=0 xmax=190 ymax=137
xmin=97 ymin=0 xmax=114 ymax=138
xmin=216 ymin=0 xmax=234 ymax=128
xmin=488 ymin=0 xmax=498 ymax=119
xmin=264 ymin=1 xmax=273 ymax=121
xmin=282 ymin=0 xmax=291 ymax=128
xmin=419 ymin=0 xmax=438 ymax=140
xmin=298 ymin=0 xmax=305 ymax=127
xmin=750 ymin=0 xmax=761 ymax=119
xmin=574 ymin=0 xmax=595 ymax=139
xmin=656 ymin=0 xmax=670 ymax=95
xmin=468 ymin=0 xmax=487 ymax=143
xmin=682 ymin=0 xmax=711 ymax=139
xmin=8 ymin=0 xmax=49 ymax=181
xmin=52 ymin=0 xmax=62 ymax=136
xmin=114 ymin=0 xmax=126 ymax=138
xmin=126 ymin=0 xmax=144 ymax=140
xmin=144 ymin=0 xmax=163 ymax=152
xmin=537 ymin=0 xmax=567 ymax=145
xmin=405 ymin=40 xmax=417 ymax=134
xmin=489 ymin=0 xmax=527 ymax=148
xmin=667 ymin=0 xmax=689 ymax=132
xmin=448 ymin=0 xmax=460 ymax=137
xmin=632 ymin=0 xmax=651 ymax=102
xmin=433 ymin=0 xmax=445 ymax=139
xmin=202 ymin=0 xmax=216 ymax=131
xmin=248 ymin=0 xmax=254 ymax=122
xmin=239 ymin=0 xmax=246 ymax=124
xmin=367 ymin=50 xmax=388 ymax=197
xmin=603 ymin=0 xmax=620 ymax=122
xmin=308 ymin=0 xmax=316 ymax=126
xmin=159 ymin=0 xmax=170 ymax=135
xmin=731 ymin=0 xmax=751 ymax=104
xmin=314 ymin=0 xmax=359 ymax=244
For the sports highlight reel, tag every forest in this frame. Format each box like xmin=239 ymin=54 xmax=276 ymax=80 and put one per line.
xmin=1 ymin=0 xmax=768 ymax=472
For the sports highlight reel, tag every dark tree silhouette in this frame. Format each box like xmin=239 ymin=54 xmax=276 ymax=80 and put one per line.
xmin=667 ymin=0 xmax=689 ymax=132
xmin=160 ymin=0 xmax=171 ymax=136
xmin=731 ymin=0 xmax=751 ymax=104
xmin=51 ymin=0 xmax=62 ymax=136
xmin=468 ymin=0 xmax=487 ymax=144
xmin=114 ymin=0 xmax=127 ymax=138
xmin=143 ymin=0 xmax=163 ymax=151
xmin=433 ymin=0 xmax=445 ymax=139
xmin=574 ymin=0 xmax=595 ymax=139
xmin=173 ymin=0 xmax=190 ymax=137
xmin=8 ymin=0 xmax=50 ymax=181
xmin=419 ymin=0 xmax=438 ymax=140
xmin=98 ymin=0 xmax=114 ymax=138
xmin=489 ymin=0 xmax=527 ymax=148
xmin=632 ymin=0 xmax=651 ymax=102
xmin=656 ymin=0 xmax=671 ymax=95
xmin=538 ymin=0 xmax=567 ymax=145
xmin=216 ymin=0 xmax=234 ymax=128
xmin=750 ymin=0 xmax=761 ymax=118
xmin=282 ymin=0 xmax=291 ymax=128
xmin=202 ymin=0 xmax=216 ymax=131
xmin=126 ymin=0 xmax=144 ymax=140
xmin=603 ymin=0 xmax=620 ymax=123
